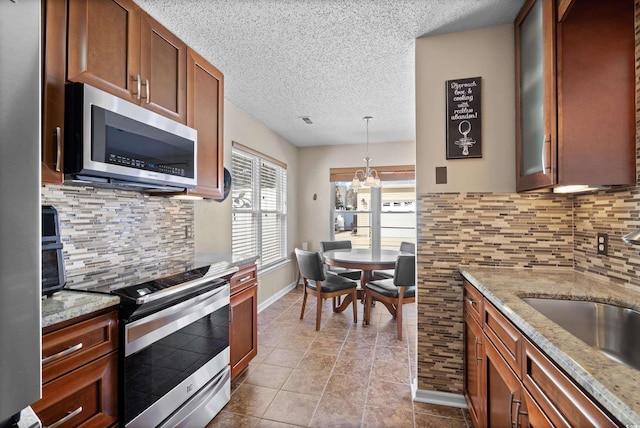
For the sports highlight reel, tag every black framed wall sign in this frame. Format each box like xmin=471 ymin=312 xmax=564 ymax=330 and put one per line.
xmin=446 ymin=77 xmax=482 ymax=159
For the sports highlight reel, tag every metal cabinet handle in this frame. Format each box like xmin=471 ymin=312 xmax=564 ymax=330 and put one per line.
xmin=474 ymin=337 xmax=482 ymax=363
xmin=509 ymin=392 xmax=516 ymax=427
xmin=132 ymin=74 xmax=142 ymax=100
xmin=42 ymin=343 xmax=82 ymax=365
xmin=466 ymin=297 xmax=475 ymax=307
xmin=44 ymin=406 xmax=82 ymax=428
xmin=144 ymin=79 xmax=150 ymax=103
xmin=54 ymin=126 xmax=62 ymax=172
xmin=514 ymin=399 xmax=527 ymax=428
xmin=238 ymin=275 xmax=252 ymax=283
xmin=541 ymin=134 xmax=551 ymax=175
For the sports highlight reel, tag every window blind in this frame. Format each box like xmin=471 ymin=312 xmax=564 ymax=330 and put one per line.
xmin=232 ymin=146 xmax=287 ymax=269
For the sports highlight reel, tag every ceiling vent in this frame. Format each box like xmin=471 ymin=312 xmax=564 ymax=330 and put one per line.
xmin=299 ymin=116 xmax=313 ymax=125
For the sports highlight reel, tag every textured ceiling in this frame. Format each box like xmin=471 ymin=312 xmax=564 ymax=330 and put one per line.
xmin=136 ymin=0 xmax=525 ymax=147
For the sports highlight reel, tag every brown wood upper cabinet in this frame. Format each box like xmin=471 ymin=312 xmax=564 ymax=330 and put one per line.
xmin=67 ymin=0 xmax=187 ymax=124
xmin=42 ymin=0 xmax=67 ymax=184
xmin=515 ymin=0 xmax=556 ymax=192
xmin=186 ymin=48 xmax=225 ymax=199
xmin=515 ymin=0 xmax=635 ymax=192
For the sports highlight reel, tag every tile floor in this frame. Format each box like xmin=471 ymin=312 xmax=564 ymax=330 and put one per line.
xmin=207 ymin=286 xmax=471 ymax=427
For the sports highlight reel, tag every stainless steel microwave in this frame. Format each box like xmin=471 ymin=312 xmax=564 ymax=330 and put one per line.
xmin=64 ymin=83 xmax=197 ymax=192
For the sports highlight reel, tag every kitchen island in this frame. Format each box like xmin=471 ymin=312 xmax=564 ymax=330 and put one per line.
xmin=460 ymin=266 xmax=640 ymax=425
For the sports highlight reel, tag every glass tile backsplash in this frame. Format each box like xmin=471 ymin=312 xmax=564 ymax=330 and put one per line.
xmin=41 ymin=185 xmax=194 ymax=277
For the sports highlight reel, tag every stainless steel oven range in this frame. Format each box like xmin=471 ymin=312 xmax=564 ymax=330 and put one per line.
xmin=67 ymin=259 xmax=238 ymax=427
xmin=116 ymin=263 xmax=237 ymax=427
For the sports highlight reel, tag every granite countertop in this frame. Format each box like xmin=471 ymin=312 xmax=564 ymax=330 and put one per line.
xmin=42 ymin=290 xmax=120 ymax=328
xmin=459 ymin=266 xmax=640 ymax=425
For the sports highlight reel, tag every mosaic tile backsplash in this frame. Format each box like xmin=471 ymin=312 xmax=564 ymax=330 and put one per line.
xmin=41 ymin=185 xmax=195 ymax=278
xmin=415 ymin=192 xmax=574 ymax=393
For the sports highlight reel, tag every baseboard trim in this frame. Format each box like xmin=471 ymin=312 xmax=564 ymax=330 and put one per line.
xmin=413 ymin=386 xmax=467 ymax=409
xmin=257 ymin=281 xmax=298 ymax=313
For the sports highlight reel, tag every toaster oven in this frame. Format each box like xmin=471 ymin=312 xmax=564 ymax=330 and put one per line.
xmin=42 ymin=205 xmax=65 ymax=296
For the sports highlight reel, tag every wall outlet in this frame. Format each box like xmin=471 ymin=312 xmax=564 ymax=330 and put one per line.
xmin=597 ymin=232 xmax=608 ymax=255
xmin=184 ymin=224 xmax=193 ymax=239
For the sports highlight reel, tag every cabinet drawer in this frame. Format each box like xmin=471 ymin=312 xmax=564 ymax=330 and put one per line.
xmin=463 ymin=281 xmax=483 ymax=323
xmin=231 ymin=264 xmax=257 ymax=294
xmin=32 ymin=351 xmax=118 ymax=428
xmin=483 ymin=301 xmax=522 ymax=377
xmin=42 ymin=310 xmax=118 ymax=384
xmin=522 ymin=339 xmax=617 ymax=427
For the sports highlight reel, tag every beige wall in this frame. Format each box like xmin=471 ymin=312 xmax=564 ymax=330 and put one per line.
xmin=416 ymin=24 xmax=516 ymax=193
xmin=195 ymin=99 xmax=300 ymax=304
xmin=297 ymin=141 xmax=415 ymax=251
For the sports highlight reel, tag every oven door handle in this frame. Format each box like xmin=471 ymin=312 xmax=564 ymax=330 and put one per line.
xmin=125 ymin=284 xmax=230 ymax=357
xmin=157 ymin=366 xmax=230 ymax=428
xmin=135 ymin=266 xmax=238 ymax=304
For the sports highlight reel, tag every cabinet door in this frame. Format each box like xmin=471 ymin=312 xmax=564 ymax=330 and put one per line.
xmin=230 ymin=283 xmax=258 ymax=380
xmin=556 ymin=0 xmax=635 ymax=186
xmin=464 ymin=313 xmax=485 ymax=428
xmin=485 ymin=339 xmax=527 ymax=428
xmin=140 ymin=12 xmax=187 ymax=123
xmin=32 ymin=352 xmax=118 ymax=428
xmin=515 ymin=0 xmax=556 ymax=191
xmin=186 ymin=48 xmax=224 ymax=198
xmin=67 ymin=0 xmax=140 ymax=102
xmin=42 ymin=0 xmax=67 ymax=184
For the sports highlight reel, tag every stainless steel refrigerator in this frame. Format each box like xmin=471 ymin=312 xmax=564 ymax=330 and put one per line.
xmin=0 ymin=0 xmax=43 ymax=425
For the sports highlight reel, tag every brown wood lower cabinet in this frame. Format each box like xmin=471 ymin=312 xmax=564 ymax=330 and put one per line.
xmin=32 ymin=308 xmax=119 ymax=427
xmin=464 ymin=312 xmax=484 ymax=428
xmin=485 ymin=337 xmax=529 ymax=428
xmin=32 ymin=352 xmax=118 ymax=428
xmin=463 ymin=280 xmax=618 ymax=428
xmin=230 ymin=264 xmax=258 ymax=380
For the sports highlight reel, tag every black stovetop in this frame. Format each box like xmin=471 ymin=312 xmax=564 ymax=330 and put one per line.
xmin=64 ymin=256 xmax=235 ymax=297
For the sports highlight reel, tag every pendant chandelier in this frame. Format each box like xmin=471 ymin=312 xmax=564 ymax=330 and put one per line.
xmin=351 ymin=116 xmax=380 ymax=188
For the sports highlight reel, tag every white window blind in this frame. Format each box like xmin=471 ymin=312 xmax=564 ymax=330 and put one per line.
xmin=232 ymin=145 xmax=287 ymax=269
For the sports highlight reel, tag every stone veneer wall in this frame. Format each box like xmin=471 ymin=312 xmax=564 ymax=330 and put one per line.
xmin=415 ymin=193 xmax=574 ymax=393
xmin=41 ymin=185 xmax=194 ymax=278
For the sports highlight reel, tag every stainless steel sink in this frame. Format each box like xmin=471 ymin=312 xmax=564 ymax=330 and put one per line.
xmin=521 ymin=298 xmax=640 ymax=371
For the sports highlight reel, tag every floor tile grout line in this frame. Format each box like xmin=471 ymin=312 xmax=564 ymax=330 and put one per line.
xmin=225 ymin=289 xmax=430 ymax=427
xmin=306 ymin=321 xmax=352 ymax=427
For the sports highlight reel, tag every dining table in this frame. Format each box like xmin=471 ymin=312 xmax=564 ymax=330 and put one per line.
xmin=322 ymin=247 xmax=408 ymax=313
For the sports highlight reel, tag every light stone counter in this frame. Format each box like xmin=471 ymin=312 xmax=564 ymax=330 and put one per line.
xmin=459 ymin=266 xmax=640 ymax=426
xmin=42 ymin=290 xmax=120 ymax=328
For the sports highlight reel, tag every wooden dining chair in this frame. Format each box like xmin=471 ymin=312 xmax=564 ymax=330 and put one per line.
xmin=320 ymin=240 xmax=362 ymax=280
xmin=364 ymin=255 xmax=416 ymax=340
xmin=295 ymin=248 xmax=358 ymax=331
xmin=372 ymin=241 xmax=416 ymax=280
